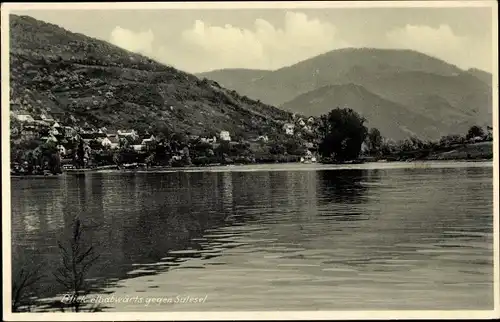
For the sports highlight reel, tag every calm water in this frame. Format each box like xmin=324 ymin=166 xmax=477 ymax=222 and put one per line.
xmin=11 ymin=162 xmax=494 ymax=311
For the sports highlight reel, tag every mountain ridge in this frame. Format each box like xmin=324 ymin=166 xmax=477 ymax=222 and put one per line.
xmin=200 ymin=48 xmax=492 ymax=140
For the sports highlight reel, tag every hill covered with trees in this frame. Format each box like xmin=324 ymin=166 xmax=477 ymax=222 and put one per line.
xmin=9 ymin=14 xmax=292 ymax=138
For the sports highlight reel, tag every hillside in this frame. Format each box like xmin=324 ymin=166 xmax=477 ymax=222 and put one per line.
xmin=9 ymin=15 xmax=292 ymax=137
xmin=467 ymin=68 xmax=493 ymax=86
xmin=281 ymin=84 xmax=443 ymax=140
xmin=197 ymin=68 xmax=272 ymax=93
xmin=200 ymin=48 xmax=492 ymax=141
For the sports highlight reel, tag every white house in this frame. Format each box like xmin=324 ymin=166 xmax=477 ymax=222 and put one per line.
xmin=118 ymin=129 xmax=138 ymax=140
xmin=41 ymin=114 xmax=55 ymax=122
xmin=49 ymin=127 xmax=60 ymax=136
xmin=220 ymin=131 xmax=231 ymax=141
xmin=297 ymin=118 xmax=306 ymax=127
xmin=141 ymin=135 xmax=156 ymax=145
xmin=52 ymin=122 xmax=61 ymax=128
xmin=132 ymin=144 xmax=144 ymax=152
xmin=283 ymin=123 xmax=295 ymax=136
xmin=307 ymin=116 xmax=315 ymax=124
xmin=102 ymin=135 xmax=120 ymax=149
xmin=15 ymin=114 xmax=35 ymax=123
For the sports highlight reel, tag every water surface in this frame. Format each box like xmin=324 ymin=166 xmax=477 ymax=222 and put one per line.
xmin=11 ymin=161 xmax=494 ymax=311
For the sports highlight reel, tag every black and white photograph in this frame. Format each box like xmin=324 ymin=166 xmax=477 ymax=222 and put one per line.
xmin=2 ymin=1 xmax=498 ymax=320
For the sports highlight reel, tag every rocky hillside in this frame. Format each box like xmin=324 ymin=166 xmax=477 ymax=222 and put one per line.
xmin=200 ymin=48 xmax=493 ymax=141
xmin=9 ymin=15 xmax=292 ymax=137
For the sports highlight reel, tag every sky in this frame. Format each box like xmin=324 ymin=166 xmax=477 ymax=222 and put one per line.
xmin=11 ymin=5 xmax=495 ymax=74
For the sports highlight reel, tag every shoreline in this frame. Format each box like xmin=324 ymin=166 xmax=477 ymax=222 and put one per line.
xmin=10 ymin=158 xmax=493 ymax=178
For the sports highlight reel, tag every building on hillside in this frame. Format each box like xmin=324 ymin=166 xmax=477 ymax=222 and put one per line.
xmin=15 ymin=113 xmax=35 ymax=123
xmin=94 ymin=132 xmax=108 ymax=143
xmin=81 ymin=128 xmax=96 ymax=134
xmin=141 ymin=135 xmax=156 ymax=150
xmin=307 ymin=116 xmax=315 ymax=124
xmin=52 ymin=121 xmax=61 ymax=128
xmin=80 ymin=133 xmax=98 ymax=144
xmin=102 ymin=135 xmax=120 ymax=149
xmin=21 ymin=125 xmax=39 ymax=141
xmin=283 ymin=123 xmax=295 ymax=136
xmin=41 ymin=134 xmax=58 ymax=144
xmin=297 ymin=118 xmax=306 ymax=127
xmin=141 ymin=135 xmax=156 ymax=145
xmin=40 ymin=113 xmax=54 ymax=122
xmin=132 ymin=144 xmax=144 ymax=152
xmin=220 ymin=131 xmax=231 ymax=141
xmin=200 ymin=136 xmax=217 ymax=144
xmin=34 ymin=119 xmax=50 ymax=127
xmin=117 ymin=129 xmax=138 ymax=140
xmin=49 ymin=127 xmax=60 ymax=136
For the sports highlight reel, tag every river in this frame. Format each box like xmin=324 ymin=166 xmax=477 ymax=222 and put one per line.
xmin=10 ymin=161 xmax=494 ymax=311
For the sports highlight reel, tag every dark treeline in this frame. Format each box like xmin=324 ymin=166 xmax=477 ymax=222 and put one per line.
xmin=316 ymin=107 xmax=493 ymax=163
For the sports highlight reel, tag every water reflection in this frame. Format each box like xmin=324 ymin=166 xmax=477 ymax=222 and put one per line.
xmin=316 ymin=169 xmax=371 ymax=205
xmin=10 ymin=165 xmax=494 ymax=310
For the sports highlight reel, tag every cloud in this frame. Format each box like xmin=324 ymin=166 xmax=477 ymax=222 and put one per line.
xmin=171 ymin=12 xmax=349 ymax=72
xmin=385 ymin=24 xmax=491 ymax=71
xmin=120 ymin=11 xmax=350 ymax=73
xmin=108 ymin=17 xmax=491 ymax=74
xmin=110 ymin=26 xmax=155 ymax=56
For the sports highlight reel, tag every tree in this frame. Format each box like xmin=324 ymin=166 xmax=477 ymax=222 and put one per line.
xmin=439 ymin=134 xmax=463 ymax=148
xmin=53 ymin=218 xmax=100 ymax=312
xmin=466 ymin=125 xmax=485 ymax=140
xmin=367 ymin=128 xmax=383 ymax=155
xmin=317 ymin=108 xmax=368 ymax=161
xmin=12 ymin=263 xmax=44 ymax=312
xmin=76 ymin=140 xmax=85 ymax=168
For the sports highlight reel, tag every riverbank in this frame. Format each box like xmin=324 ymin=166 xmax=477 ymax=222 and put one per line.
xmin=11 ymin=157 xmax=493 ymax=177
xmin=10 ymin=141 xmax=493 ymax=177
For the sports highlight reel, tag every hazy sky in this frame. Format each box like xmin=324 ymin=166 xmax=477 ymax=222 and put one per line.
xmin=11 ymin=5 xmax=495 ymax=73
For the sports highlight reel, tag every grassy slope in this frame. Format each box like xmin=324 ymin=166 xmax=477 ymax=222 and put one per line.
xmin=9 ymin=15 xmax=292 ymax=137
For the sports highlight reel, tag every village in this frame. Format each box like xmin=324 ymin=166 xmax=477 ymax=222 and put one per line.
xmin=10 ymin=109 xmax=321 ymax=174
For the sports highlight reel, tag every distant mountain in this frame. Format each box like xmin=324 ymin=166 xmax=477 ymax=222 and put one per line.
xmin=281 ymin=84 xmax=443 ymax=141
xmin=200 ymin=48 xmax=492 ymax=140
xmin=9 ymin=15 xmax=291 ymax=137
